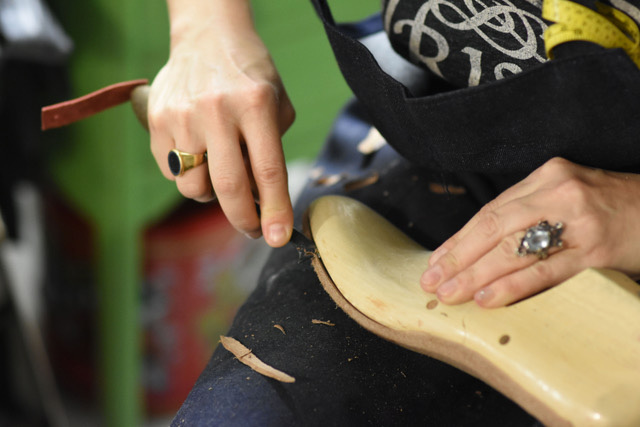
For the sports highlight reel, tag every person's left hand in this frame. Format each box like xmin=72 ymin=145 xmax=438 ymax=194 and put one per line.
xmin=420 ymin=157 xmax=640 ymax=308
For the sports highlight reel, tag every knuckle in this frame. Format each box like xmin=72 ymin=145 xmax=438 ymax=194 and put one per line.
xmin=173 ymin=106 xmax=192 ymax=130
xmin=199 ymin=91 xmax=226 ymax=111
xmin=546 ymin=156 xmax=570 ymax=168
xmin=477 ymin=211 xmax=501 ymax=238
xmin=499 ymin=236 xmax=519 ymax=258
xmin=153 ymin=105 xmax=193 ymax=136
xmin=541 ymin=157 xmax=570 ymax=173
xmin=254 ymin=162 xmax=286 ymax=186
xmin=280 ymin=104 xmax=296 ymax=131
xmin=245 ymin=83 xmax=276 ymax=108
xmin=477 ymin=201 xmax=494 ymax=216
xmin=260 ymin=204 xmax=292 ymax=220
xmin=453 ymin=273 xmax=472 ymax=291
xmin=531 ymin=261 xmax=553 ymax=282
xmin=476 ymin=199 xmax=500 ymax=223
xmin=440 ymin=252 xmax=462 ymax=272
xmin=213 ymin=173 xmax=244 ymax=197
xmin=147 ymin=109 xmax=162 ymax=129
xmin=555 ymin=177 xmax=590 ymax=205
xmin=535 ymin=157 xmax=572 ymax=180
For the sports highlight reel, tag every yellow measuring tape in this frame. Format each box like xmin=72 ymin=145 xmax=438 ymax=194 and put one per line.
xmin=543 ymin=0 xmax=640 ymax=68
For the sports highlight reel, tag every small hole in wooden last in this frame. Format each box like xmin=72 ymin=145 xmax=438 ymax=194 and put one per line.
xmin=426 ymin=300 xmax=439 ymax=310
xmin=499 ymin=335 xmax=510 ymax=345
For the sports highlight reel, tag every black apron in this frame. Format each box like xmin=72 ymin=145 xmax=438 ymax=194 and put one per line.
xmin=311 ymin=0 xmax=640 ymax=175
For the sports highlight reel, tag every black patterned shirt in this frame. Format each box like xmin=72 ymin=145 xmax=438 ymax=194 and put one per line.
xmin=381 ymin=0 xmax=640 ymax=87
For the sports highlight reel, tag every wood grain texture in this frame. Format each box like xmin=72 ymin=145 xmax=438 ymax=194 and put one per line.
xmin=308 ymin=195 xmax=640 ymax=427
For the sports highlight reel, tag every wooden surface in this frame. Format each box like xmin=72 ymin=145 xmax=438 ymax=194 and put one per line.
xmin=308 ymin=195 xmax=640 ymax=427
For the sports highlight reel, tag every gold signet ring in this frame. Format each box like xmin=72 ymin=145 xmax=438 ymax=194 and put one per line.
xmin=168 ymin=149 xmax=208 ymax=177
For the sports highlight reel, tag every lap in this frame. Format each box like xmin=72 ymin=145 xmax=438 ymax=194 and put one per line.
xmin=172 ymin=245 xmax=538 ymax=427
xmin=172 ymin=100 xmax=538 ymax=426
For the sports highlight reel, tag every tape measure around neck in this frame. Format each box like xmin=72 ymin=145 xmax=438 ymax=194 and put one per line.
xmin=543 ymin=0 xmax=640 ymax=68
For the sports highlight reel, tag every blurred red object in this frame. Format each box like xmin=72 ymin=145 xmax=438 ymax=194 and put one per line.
xmin=44 ymin=194 xmax=256 ymax=415
xmin=142 ymin=200 xmax=251 ymax=414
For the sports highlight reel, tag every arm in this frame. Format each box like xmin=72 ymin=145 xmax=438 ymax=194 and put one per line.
xmin=149 ymin=0 xmax=295 ymax=246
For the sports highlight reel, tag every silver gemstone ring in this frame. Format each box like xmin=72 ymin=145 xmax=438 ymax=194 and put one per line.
xmin=516 ymin=220 xmax=564 ymax=259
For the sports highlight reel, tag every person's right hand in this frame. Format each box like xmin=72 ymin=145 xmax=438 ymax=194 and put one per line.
xmin=148 ymin=0 xmax=296 ymax=247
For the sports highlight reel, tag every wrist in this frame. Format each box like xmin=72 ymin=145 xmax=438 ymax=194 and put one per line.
xmin=167 ymin=0 xmax=257 ymax=52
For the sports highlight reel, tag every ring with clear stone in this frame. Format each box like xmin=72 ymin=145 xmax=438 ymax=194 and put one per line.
xmin=516 ymin=221 xmax=564 ymax=259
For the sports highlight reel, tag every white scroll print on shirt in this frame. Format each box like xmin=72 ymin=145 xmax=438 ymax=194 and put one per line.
xmin=385 ymin=0 xmax=548 ymax=86
xmin=385 ymin=0 xmax=640 ymax=86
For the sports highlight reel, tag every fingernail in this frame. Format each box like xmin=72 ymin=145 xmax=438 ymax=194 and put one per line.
xmin=475 ymin=288 xmax=495 ymax=305
xmin=436 ymin=279 xmax=457 ymax=298
xmin=420 ymin=265 xmax=442 ymax=291
xmin=429 ymin=247 xmax=448 ymax=266
xmin=244 ymin=231 xmax=261 ymax=240
xmin=268 ymin=224 xmax=287 ymax=246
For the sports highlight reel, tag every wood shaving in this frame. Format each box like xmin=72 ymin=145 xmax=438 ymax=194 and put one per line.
xmin=428 ymin=182 xmax=466 ymax=195
xmin=314 ymin=174 xmax=344 ymax=187
xmin=273 ymin=324 xmax=286 ymax=335
xmin=312 ymin=319 xmax=335 ymax=326
xmin=309 ymin=166 xmax=324 ymax=180
xmin=220 ymin=336 xmax=295 ymax=383
xmin=357 ymin=127 xmax=387 ymax=154
xmin=343 ymin=173 xmax=379 ymax=192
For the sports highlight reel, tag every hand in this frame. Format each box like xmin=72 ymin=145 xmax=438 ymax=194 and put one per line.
xmin=420 ymin=157 xmax=640 ymax=307
xmin=148 ymin=0 xmax=295 ymax=247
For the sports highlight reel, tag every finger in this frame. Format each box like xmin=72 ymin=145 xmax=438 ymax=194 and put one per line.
xmin=277 ymin=88 xmax=296 ymax=134
xmin=241 ymin=95 xmax=293 ymax=247
xmin=428 ymin=170 xmax=541 ymax=267
xmin=433 ymin=233 xmax=530 ymax=304
xmin=192 ymin=186 xmax=217 ymax=203
xmin=149 ymin=113 xmax=177 ymax=181
xmin=430 ymin=158 xmax=585 ymax=267
xmin=172 ymin=121 xmax=213 ymax=201
xmin=473 ymin=248 xmax=581 ymax=308
xmin=209 ymin=123 xmax=261 ymax=239
xmin=175 ymin=158 xmax=215 ymax=200
xmin=241 ymin=144 xmax=259 ymax=201
xmin=421 ymin=197 xmax=542 ymax=292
